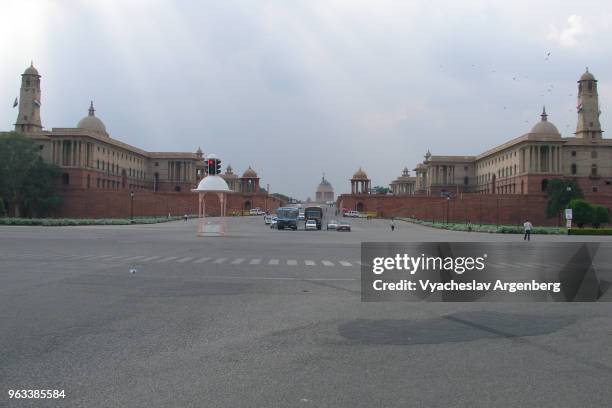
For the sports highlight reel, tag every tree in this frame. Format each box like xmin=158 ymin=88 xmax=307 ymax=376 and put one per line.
xmin=0 ymin=198 xmax=5 ymax=217
xmin=21 ymin=158 xmax=62 ymax=217
xmin=0 ymin=132 xmax=61 ymax=217
xmin=592 ymin=205 xmax=610 ymax=228
xmin=371 ymin=186 xmax=390 ymax=195
xmin=568 ymin=199 xmax=594 ymax=228
xmin=545 ymin=179 xmax=583 ymax=221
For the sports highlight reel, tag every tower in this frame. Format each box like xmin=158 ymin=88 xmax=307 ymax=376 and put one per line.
xmin=15 ymin=62 xmax=43 ymax=133
xmin=575 ymin=68 xmax=602 ymax=140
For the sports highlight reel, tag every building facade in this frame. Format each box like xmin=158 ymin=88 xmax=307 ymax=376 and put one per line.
xmin=413 ymin=70 xmax=612 ymax=197
xmin=315 ymin=176 xmax=334 ymax=202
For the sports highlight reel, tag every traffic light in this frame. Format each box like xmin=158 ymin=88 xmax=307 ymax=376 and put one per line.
xmin=216 ymin=159 xmax=222 ymax=175
xmin=207 ymin=159 xmax=215 ymax=175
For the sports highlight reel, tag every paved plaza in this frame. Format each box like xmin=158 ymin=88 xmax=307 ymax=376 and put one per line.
xmin=2 ymin=212 xmax=612 ymax=407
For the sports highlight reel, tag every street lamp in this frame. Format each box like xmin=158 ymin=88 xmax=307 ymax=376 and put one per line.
xmin=130 ymin=191 xmax=135 ymax=221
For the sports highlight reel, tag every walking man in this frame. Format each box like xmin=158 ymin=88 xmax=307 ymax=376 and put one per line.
xmin=523 ymin=220 xmax=533 ymax=241
xmin=390 ymin=218 xmax=395 ymax=232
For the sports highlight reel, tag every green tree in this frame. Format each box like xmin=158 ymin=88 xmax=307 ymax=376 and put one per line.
xmin=568 ymin=199 xmax=594 ymax=228
xmin=371 ymin=186 xmax=390 ymax=195
xmin=545 ymin=179 xmax=583 ymax=221
xmin=0 ymin=132 xmax=61 ymax=217
xmin=0 ymin=198 xmax=5 ymax=217
xmin=592 ymin=205 xmax=610 ymax=228
xmin=21 ymin=158 xmax=62 ymax=217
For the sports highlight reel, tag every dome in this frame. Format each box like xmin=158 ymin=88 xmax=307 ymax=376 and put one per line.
xmin=242 ymin=166 xmax=258 ymax=178
xmin=530 ymin=107 xmax=559 ymax=135
xmin=193 ymin=175 xmax=230 ymax=192
xmin=352 ymin=167 xmax=368 ymax=179
xmin=24 ymin=63 xmax=39 ymax=76
xmin=222 ymin=165 xmax=238 ymax=179
xmin=580 ymin=69 xmax=595 ymax=81
xmin=77 ymin=101 xmax=107 ymax=134
xmin=316 ymin=176 xmax=334 ymax=193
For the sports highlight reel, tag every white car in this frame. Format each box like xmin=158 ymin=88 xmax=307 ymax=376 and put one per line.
xmin=250 ymin=208 xmax=264 ymax=216
xmin=326 ymin=220 xmax=339 ymax=230
xmin=344 ymin=210 xmax=359 ymax=217
xmin=305 ymin=219 xmax=317 ymax=230
xmin=264 ymin=215 xmax=273 ymax=224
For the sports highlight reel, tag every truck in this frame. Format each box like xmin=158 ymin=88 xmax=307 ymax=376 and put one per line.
xmin=304 ymin=206 xmax=323 ymax=230
xmin=275 ymin=207 xmax=299 ymax=230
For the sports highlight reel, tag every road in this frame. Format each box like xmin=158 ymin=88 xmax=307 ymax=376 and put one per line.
xmin=1 ymin=210 xmax=612 ymax=407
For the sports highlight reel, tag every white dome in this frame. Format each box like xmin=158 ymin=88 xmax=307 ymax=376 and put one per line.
xmin=77 ymin=101 xmax=107 ymax=134
xmin=193 ymin=175 xmax=230 ymax=192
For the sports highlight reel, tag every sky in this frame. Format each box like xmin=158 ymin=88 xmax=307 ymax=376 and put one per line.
xmin=2 ymin=0 xmax=612 ymax=199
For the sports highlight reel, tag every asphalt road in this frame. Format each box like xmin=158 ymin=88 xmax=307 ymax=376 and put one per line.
xmin=1 ymin=210 xmax=612 ymax=407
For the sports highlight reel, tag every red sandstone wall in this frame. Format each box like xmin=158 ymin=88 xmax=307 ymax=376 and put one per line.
xmin=55 ymin=190 xmax=282 ymax=218
xmin=337 ymin=193 xmax=612 ymax=226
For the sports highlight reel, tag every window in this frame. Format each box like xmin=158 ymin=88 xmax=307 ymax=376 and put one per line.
xmin=541 ymin=179 xmax=548 ymax=192
xmin=588 ymin=81 xmax=593 ymax=91
xmin=591 ymin=165 xmax=598 ymax=176
xmin=174 ymin=186 xmax=181 ymax=192
xmin=464 ymin=176 xmax=469 ymax=185
xmin=571 ymin=150 xmax=576 ymax=157
xmin=155 ymin=162 xmax=159 ymax=167
xmin=62 ymin=173 xmax=70 ymax=185
xmin=592 ymin=186 xmax=598 ymax=192
xmin=571 ymin=163 xmax=577 ymax=175
xmin=39 ymin=145 xmax=43 ymax=150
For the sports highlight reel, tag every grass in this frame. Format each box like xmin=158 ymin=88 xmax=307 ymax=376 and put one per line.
xmin=397 ymin=217 xmax=567 ymax=235
xmin=0 ymin=215 xmax=196 ymax=226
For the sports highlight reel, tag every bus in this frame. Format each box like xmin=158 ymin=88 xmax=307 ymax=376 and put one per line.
xmin=304 ymin=206 xmax=323 ymax=230
xmin=275 ymin=207 xmax=299 ymax=230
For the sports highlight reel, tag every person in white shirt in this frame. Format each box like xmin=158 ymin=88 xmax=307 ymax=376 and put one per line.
xmin=523 ymin=220 xmax=533 ymax=241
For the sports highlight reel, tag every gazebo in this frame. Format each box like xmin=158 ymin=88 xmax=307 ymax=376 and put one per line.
xmin=192 ymin=174 xmax=231 ymax=236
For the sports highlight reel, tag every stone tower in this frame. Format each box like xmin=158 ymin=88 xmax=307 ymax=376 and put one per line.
xmin=15 ymin=62 xmax=43 ymax=133
xmin=575 ymin=68 xmax=602 ymax=140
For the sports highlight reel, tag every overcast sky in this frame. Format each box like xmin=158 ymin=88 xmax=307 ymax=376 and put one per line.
xmin=2 ymin=0 xmax=612 ymax=199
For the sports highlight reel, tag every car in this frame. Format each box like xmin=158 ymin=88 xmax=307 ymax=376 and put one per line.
xmin=343 ymin=210 xmax=359 ymax=217
xmin=337 ymin=221 xmax=351 ymax=232
xmin=249 ymin=208 xmax=264 ymax=216
xmin=269 ymin=217 xmax=278 ymax=228
xmin=305 ymin=219 xmax=317 ymax=230
xmin=326 ymin=220 xmax=339 ymax=230
xmin=264 ymin=215 xmax=273 ymax=224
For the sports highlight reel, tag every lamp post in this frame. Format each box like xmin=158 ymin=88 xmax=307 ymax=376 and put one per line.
xmin=130 ymin=191 xmax=135 ymax=221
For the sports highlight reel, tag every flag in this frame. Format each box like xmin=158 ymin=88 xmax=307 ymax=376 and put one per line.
xmin=12 ymin=97 xmax=18 ymax=108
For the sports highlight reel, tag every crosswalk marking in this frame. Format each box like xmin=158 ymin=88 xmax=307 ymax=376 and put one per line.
xmin=287 ymin=260 xmax=297 ymax=266
xmin=305 ymin=260 xmax=315 ymax=266
xmin=141 ymin=256 xmax=160 ymax=262
xmin=194 ymin=257 xmax=211 ymax=263
xmin=268 ymin=259 xmax=279 ymax=265
xmin=339 ymin=261 xmax=352 ymax=267
xmin=156 ymin=256 xmax=178 ymax=263
xmin=177 ymin=257 xmax=194 ymax=263
xmin=322 ymin=260 xmax=334 ymax=266
xmin=249 ymin=259 xmax=262 ymax=265
xmin=213 ymin=258 xmax=227 ymax=264
xmin=231 ymin=258 xmax=245 ymax=264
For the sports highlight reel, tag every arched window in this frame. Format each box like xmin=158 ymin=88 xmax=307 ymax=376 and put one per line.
xmin=591 ymin=164 xmax=598 ymax=176
xmin=541 ymin=179 xmax=548 ymax=192
xmin=244 ymin=201 xmax=252 ymax=211
xmin=62 ymin=173 xmax=70 ymax=186
xmin=571 ymin=163 xmax=577 ymax=175
xmin=356 ymin=202 xmax=364 ymax=212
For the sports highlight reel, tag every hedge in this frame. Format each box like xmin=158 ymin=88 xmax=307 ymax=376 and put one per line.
xmin=0 ymin=216 xmax=195 ymax=226
xmin=398 ymin=218 xmax=566 ymax=235
xmin=568 ymin=228 xmax=612 ymax=235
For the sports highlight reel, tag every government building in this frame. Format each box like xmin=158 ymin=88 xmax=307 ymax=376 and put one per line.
xmin=4 ymin=63 xmax=281 ymax=217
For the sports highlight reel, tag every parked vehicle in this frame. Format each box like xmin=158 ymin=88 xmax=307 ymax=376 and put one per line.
xmin=305 ymin=219 xmax=318 ymax=230
xmin=337 ymin=221 xmax=351 ymax=232
xmin=276 ymin=207 xmax=298 ymax=230
xmin=304 ymin=206 xmax=323 ymax=230
xmin=326 ymin=219 xmax=339 ymax=230
xmin=343 ymin=210 xmax=359 ymax=217
xmin=249 ymin=208 xmax=265 ymax=216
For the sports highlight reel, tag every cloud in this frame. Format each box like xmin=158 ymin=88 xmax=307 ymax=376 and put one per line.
xmin=548 ymin=15 xmax=585 ymax=47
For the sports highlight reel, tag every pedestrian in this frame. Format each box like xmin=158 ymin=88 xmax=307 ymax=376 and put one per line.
xmin=390 ymin=218 xmax=395 ymax=232
xmin=184 ymin=214 xmax=188 ymax=222
xmin=523 ymin=220 xmax=532 ymax=241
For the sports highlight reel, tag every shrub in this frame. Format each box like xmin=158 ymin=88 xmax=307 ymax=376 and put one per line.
xmin=592 ymin=205 xmax=610 ymax=228
xmin=567 ymin=199 xmax=594 ymax=228
xmin=568 ymin=228 xmax=612 ymax=235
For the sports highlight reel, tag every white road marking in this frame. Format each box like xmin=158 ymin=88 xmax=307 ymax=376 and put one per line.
xmin=287 ymin=260 xmax=298 ymax=266
xmin=321 ymin=260 xmax=334 ymax=266
xmin=249 ymin=259 xmax=262 ymax=265
xmin=213 ymin=258 xmax=227 ymax=264
xmin=124 ymin=255 xmax=146 ymax=261
xmin=268 ymin=259 xmax=280 ymax=265
xmin=339 ymin=261 xmax=352 ymax=267
xmin=304 ymin=260 xmax=316 ymax=266
xmin=156 ymin=256 xmax=178 ymax=263
xmin=177 ymin=257 xmax=194 ymax=263
xmin=141 ymin=256 xmax=161 ymax=262
xmin=194 ymin=257 xmax=211 ymax=263
xmin=231 ymin=258 xmax=245 ymax=264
